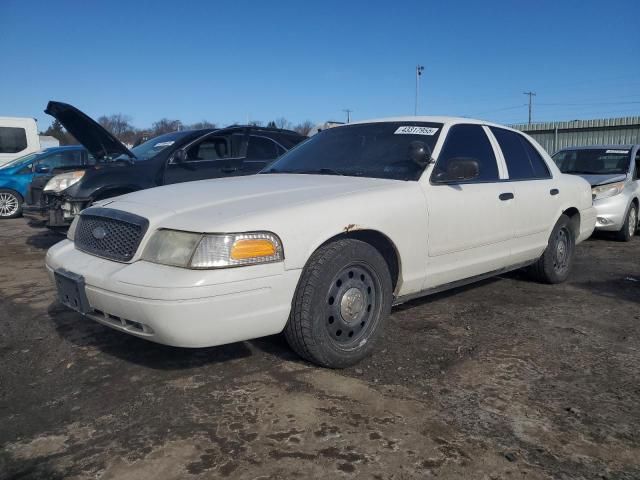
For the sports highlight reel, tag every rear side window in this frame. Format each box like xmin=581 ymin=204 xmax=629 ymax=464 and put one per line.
xmin=247 ymin=136 xmax=279 ymax=160
xmin=0 ymin=127 xmax=27 ymax=153
xmin=522 ymin=137 xmax=551 ymax=178
xmin=490 ymin=127 xmax=550 ymax=180
xmin=433 ymin=124 xmax=498 ymax=182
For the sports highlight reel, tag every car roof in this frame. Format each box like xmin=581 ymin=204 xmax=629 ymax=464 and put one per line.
xmin=556 ymin=144 xmax=639 ymax=151
xmin=346 ymin=116 xmax=520 ymax=131
xmin=42 ymin=145 xmax=86 ymax=152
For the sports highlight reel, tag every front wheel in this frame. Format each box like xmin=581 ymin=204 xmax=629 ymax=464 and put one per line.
xmin=615 ymin=204 xmax=637 ymax=242
xmin=284 ymin=239 xmax=393 ymax=368
xmin=0 ymin=189 xmax=22 ymax=219
xmin=528 ymin=214 xmax=575 ymax=284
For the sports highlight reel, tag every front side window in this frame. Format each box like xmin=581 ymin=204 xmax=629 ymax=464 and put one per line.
xmin=490 ymin=127 xmax=551 ymax=180
xmin=264 ymin=122 xmax=443 ymax=181
xmin=186 ymin=136 xmax=232 ymax=161
xmin=552 ymin=148 xmax=631 ymax=175
xmin=634 ymin=150 xmax=640 ymax=180
xmin=432 ymin=124 xmax=498 ymax=182
xmin=0 ymin=127 xmax=28 ymax=154
xmin=38 ymin=150 xmax=83 ymax=170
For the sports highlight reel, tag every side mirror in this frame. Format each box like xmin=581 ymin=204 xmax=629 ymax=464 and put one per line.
xmin=35 ymin=164 xmax=50 ymax=174
xmin=434 ymin=157 xmax=480 ymax=183
xmin=408 ymin=141 xmax=432 ymax=167
xmin=172 ymin=149 xmax=187 ymax=164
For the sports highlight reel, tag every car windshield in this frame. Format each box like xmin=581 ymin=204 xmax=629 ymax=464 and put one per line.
xmin=553 ymin=148 xmax=631 ymax=175
xmin=113 ymin=131 xmax=191 ymax=162
xmin=0 ymin=151 xmax=41 ymax=170
xmin=262 ymin=122 xmax=443 ymax=181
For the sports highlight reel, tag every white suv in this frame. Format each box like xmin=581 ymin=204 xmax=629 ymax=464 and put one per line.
xmin=46 ymin=117 xmax=596 ymax=367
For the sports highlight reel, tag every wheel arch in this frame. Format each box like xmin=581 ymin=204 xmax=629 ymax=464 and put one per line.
xmin=0 ymin=187 xmax=24 ymax=202
xmin=310 ymin=229 xmax=402 ymax=294
xmin=562 ymin=206 xmax=581 ymax=239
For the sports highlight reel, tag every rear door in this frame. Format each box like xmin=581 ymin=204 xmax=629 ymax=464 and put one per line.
xmin=488 ymin=127 xmax=558 ymax=262
xmin=423 ymin=123 xmax=515 ymax=288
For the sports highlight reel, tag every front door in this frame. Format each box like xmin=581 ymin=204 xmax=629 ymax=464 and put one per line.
xmin=163 ymin=132 xmax=246 ymax=185
xmin=423 ymin=124 xmax=515 ymax=288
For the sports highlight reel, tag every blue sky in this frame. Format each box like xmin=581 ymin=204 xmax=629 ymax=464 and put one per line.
xmin=1 ymin=0 xmax=639 ymax=130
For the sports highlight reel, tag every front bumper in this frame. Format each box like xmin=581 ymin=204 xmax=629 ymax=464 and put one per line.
xmin=23 ymin=195 xmax=86 ymax=227
xmin=592 ymin=194 xmax=632 ymax=231
xmin=45 ymin=240 xmax=301 ymax=348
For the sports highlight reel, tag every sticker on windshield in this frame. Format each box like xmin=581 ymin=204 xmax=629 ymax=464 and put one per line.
xmin=394 ymin=126 xmax=438 ymax=136
xmin=605 ymin=149 xmax=629 ymax=154
xmin=154 ymin=141 xmax=175 ymax=147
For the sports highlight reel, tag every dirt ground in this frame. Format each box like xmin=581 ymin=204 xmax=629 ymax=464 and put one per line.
xmin=0 ymin=217 xmax=639 ymax=480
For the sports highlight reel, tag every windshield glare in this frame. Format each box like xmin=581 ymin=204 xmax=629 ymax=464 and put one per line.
xmin=262 ymin=122 xmax=443 ymax=181
xmin=0 ymin=151 xmax=40 ymax=170
xmin=553 ymin=149 xmax=631 ymax=175
xmin=114 ymin=131 xmax=190 ymax=162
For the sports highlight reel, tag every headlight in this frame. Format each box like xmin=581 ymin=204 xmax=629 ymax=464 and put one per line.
xmin=141 ymin=230 xmax=283 ymax=269
xmin=43 ymin=171 xmax=85 ymax=192
xmin=592 ymin=181 xmax=625 ymax=200
xmin=67 ymin=215 xmax=80 ymax=241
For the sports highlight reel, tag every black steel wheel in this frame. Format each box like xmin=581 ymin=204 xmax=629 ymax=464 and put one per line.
xmin=528 ymin=214 xmax=575 ymax=284
xmin=284 ymin=238 xmax=393 ymax=368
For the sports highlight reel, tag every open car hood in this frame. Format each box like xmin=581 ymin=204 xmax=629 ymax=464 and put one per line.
xmin=45 ymin=101 xmax=135 ymax=161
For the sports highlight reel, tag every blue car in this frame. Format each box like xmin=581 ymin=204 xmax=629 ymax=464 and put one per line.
xmin=0 ymin=146 xmax=91 ymax=219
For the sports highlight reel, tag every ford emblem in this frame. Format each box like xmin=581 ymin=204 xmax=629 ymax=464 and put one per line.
xmin=92 ymin=226 xmax=107 ymax=240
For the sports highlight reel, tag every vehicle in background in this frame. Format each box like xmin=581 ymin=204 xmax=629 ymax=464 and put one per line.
xmin=0 ymin=117 xmax=40 ymax=166
xmin=38 ymin=136 xmax=60 ymax=149
xmin=46 ymin=117 xmax=595 ymax=367
xmin=553 ymin=145 xmax=640 ymax=241
xmin=25 ymin=101 xmax=306 ymax=227
xmin=0 ymin=146 xmax=91 ymax=219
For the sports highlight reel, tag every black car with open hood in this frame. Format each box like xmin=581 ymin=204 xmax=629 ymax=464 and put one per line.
xmin=24 ymin=101 xmax=306 ymax=227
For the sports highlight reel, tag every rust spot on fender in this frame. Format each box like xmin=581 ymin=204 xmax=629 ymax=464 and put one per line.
xmin=344 ymin=224 xmax=361 ymax=233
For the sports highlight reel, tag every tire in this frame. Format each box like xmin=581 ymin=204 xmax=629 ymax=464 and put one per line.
xmin=284 ymin=238 xmax=393 ymax=368
xmin=528 ymin=214 xmax=575 ymax=284
xmin=0 ymin=189 xmax=23 ymax=219
xmin=615 ymin=204 xmax=637 ymax=242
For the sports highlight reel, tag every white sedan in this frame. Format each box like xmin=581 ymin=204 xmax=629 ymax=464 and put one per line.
xmin=46 ymin=117 xmax=596 ymax=367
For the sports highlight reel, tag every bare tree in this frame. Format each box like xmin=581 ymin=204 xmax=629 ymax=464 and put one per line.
xmin=151 ymin=119 xmax=183 ymax=136
xmin=98 ymin=114 xmax=134 ymax=138
xmin=293 ymin=120 xmax=314 ymax=136
xmin=274 ymin=117 xmax=292 ymax=130
xmin=188 ymin=121 xmax=217 ymax=130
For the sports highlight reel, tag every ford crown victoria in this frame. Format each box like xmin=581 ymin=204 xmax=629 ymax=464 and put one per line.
xmin=45 ymin=117 xmax=596 ymax=367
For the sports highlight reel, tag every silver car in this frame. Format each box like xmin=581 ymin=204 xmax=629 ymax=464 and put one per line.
xmin=553 ymin=145 xmax=640 ymax=241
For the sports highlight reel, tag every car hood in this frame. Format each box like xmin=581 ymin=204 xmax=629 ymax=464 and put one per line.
xmin=45 ymin=101 xmax=135 ymax=161
xmin=103 ymin=174 xmax=404 ymax=229
xmin=574 ymin=173 xmax=628 ymax=187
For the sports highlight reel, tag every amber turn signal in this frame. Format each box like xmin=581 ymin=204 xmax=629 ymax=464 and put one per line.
xmin=230 ymin=239 xmax=277 ymax=260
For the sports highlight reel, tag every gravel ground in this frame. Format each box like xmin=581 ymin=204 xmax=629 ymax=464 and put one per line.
xmin=1 ymin=218 xmax=639 ymax=479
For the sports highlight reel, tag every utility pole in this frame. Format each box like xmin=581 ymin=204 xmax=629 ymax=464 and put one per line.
xmin=342 ymin=109 xmax=352 ymax=124
xmin=523 ymin=91 xmax=536 ymax=125
xmin=415 ymin=65 xmax=424 ymax=115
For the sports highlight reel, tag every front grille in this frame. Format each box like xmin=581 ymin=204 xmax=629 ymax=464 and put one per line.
xmin=75 ymin=207 xmax=149 ymax=262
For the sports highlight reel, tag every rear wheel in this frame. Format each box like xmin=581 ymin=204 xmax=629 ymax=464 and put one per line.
xmin=528 ymin=214 xmax=575 ymax=284
xmin=615 ymin=204 xmax=637 ymax=242
xmin=284 ymin=239 xmax=393 ymax=368
xmin=0 ymin=190 xmax=22 ymax=219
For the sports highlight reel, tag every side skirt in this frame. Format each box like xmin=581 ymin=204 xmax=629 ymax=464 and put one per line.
xmin=392 ymin=260 xmax=536 ymax=306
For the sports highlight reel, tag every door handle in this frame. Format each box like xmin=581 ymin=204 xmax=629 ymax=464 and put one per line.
xmin=550 ymin=188 xmax=559 ymax=196
xmin=499 ymin=192 xmax=514 ymax=201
